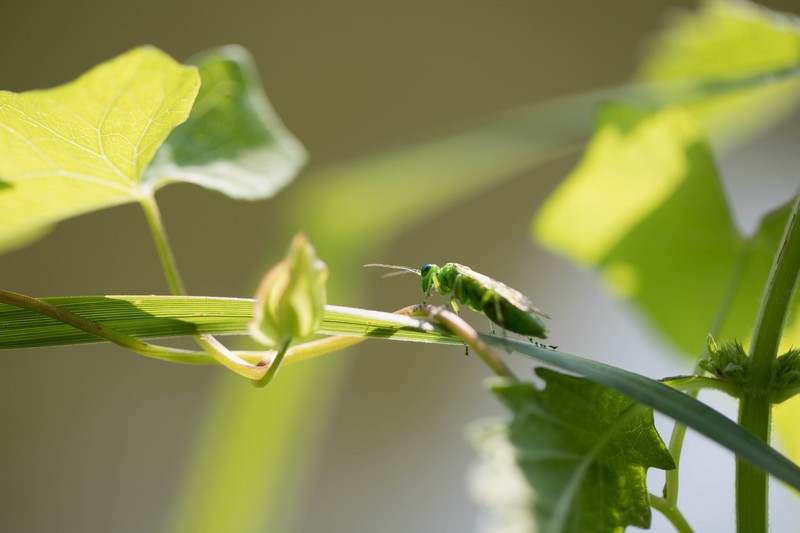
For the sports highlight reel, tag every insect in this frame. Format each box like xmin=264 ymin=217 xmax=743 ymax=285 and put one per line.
xmin=365 ymin=262 xmax=549 ymax=339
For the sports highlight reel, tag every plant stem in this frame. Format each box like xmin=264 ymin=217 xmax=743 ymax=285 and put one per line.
xmin=649 ymin=493 xmax=694 ymax=533
xmin=664 ymin=244 xmax=749 ymax=506
xmin=405 ymin=304 xmax=518 ymax=380
xmin=661 ymin=375 xmax=740 ymax=398
xmin=193 ymin=334 xmax=267 ymax=380
xmin=0 ymin=289 xmax=203 ymax=362
xmin=737 ymin=193 xmax=800 ymax=533
xmin=139 ymin=192 xmax=275 ymax=379
xmin=253 ymin=338 xmax=292 ymax=388
xmin=139 ymin=191 xmax=186 ymax=295
xmin=0 ymin=287 xmax=370 ymax=366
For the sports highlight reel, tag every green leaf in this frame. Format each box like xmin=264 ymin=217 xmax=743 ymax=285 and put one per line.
xmin=0 ymin=45 xmax=304 ymax=255
xmin=638 ymin=0 xmax=800 ymax=147
xmin=534 ymin=103 xmax=742 ymax=354
xmin=472 ymin=369 xmax=674 ymax=533
xmin=3 ymin=293 xmax=799 ymax=494
xmin=532 ymin=100 xmax=800 ymax=464
xmin=142 ymin=45 xmax=307 ymax=199
xmin=493 ymin=337 xmax=800 ymax=495
xmin=0 ymin=47 xmax=200 ymax=250
xmin=534 ymin=101 xmax=797 ymax=353
xmin=0 ymin=296 xmax=457 ymax=350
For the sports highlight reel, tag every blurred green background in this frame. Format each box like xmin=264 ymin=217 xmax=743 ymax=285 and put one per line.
xmin=1 ymin=1 xmax=799 ymax=532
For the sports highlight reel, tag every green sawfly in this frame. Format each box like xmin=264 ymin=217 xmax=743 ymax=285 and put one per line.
xmin=365 ymin=262 xmax=549 ymax=339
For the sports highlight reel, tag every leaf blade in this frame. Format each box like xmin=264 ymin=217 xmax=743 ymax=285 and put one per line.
xmin=638 ymin=0 xmax=800 ymax=147
xmin=493 ymin=336 xmax=800 ymax=494
xmin=475 ymin=369 xmax=674 ymax=532
xmin=534 ymin=103 xmax=742 ymax=353
xmin=0 ymin=46 xmax=200 ymax=250
xmin=0 ymin=296 xmax=457 ymax=350
xmin=143 ymin=45 xmax=307 ymax=199
xmin=1 ymin=294 xmax=798 ymax=497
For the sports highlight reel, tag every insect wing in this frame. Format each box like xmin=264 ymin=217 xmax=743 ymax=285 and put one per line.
xmin=493 ymin=282 xmax=550 ymax=319
xmin=452 ymin=264 xmax=549 ymax=318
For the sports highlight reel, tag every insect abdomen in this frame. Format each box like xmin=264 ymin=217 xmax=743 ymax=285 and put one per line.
xmin=443 ymin=263 xmax=547 ymax=339
xmin=482 ymin=299 xmax=548 ymax=338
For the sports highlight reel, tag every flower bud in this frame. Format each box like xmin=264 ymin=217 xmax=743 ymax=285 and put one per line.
xmin=249 ymin=232 xmax=328 ymax=346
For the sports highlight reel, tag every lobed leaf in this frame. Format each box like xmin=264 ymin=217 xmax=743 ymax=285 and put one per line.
xmin=0 ymin=45 xmax=306 ymax=256
xmin=535 ymin=103 xmax=742 ymax=354
xmin=494 ymin=337 xmax=800 ymax=496
xmin=473 ymin=369 xmax=674 ymax=533
xmin=533 ymin=98 xmax=800 ymax=464
xmin=0 ymin=47 xmax=200 ymax=250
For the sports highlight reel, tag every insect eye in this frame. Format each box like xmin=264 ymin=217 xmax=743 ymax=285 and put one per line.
xmin=420 ymin=264 xmax=432 ymax=276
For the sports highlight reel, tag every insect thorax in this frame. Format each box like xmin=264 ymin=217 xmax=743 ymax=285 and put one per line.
xmin=420 ymin=264 xmax=441 ymax=294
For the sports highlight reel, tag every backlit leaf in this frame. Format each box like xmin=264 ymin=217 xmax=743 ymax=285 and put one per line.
xmin=534 ymin=103 xmax=741 ymax=354
xmin=143 ymin=45 xmax=307 ymax=200
xmin=0 ymin=47 xmax=200 ymax=250
xmin=638 ymin=0 xmax=800 ymax=147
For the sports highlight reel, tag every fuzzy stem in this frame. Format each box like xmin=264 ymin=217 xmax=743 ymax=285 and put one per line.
xmin=661 ymin=375 xmax=740 ymax=398
xmin=737 ymin=193 xmax=800 ymax=533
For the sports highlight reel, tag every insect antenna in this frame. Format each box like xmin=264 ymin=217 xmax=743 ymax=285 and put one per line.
xmin=364 ymin=263 xmax=421 ymax=279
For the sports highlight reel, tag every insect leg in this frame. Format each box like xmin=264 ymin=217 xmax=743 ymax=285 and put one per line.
xmin=478 ymin=289 xmax=505 ymax=335
xmin=432 ymin=273 xmax=445 ymax=297
xmin=492 ymin=293 xmax=505 ymax=328
xmin=483 ymin=289 xmax=512 ymax=348
xmin=451 ymin=274 xmax=466 ymax=315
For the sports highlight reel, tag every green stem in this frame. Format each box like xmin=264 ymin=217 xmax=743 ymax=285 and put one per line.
xmin=139 ymin=191 xmax=186 ymax=296
xmin=253 ymin=338 xmax=292 ymax=388
xmin=662 ymin=375 xmax=740 ymax=398
xmin=140 ymin=192 xmax=272 ymax=379
xmin=737 ymin=193 xmax=800 ymax=533
xmin=0 ymin=287 xmax=369 ymax=366
xmin=664 ymin=243 xmax=749 ymax=506
xmin=664 ymin=420 xmax=690 ymax=506
xmin=649 ymin=493 xmax=694 ymax=533
xmin=0 ymin=289 xmax=202 ymax=362
xmin=194 ymin=334 xmax=266 ymax=380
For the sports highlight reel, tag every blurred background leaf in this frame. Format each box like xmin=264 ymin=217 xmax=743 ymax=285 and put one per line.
xmin=533 ymin=0 xmax=800 ymax=477
xmin=534 ymin=103 xmax=742 ymax=354
xmin=144 ymin=45 xmax=308 ymax=200
xmin=637 ymin=0 xmax=800 ymax=148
